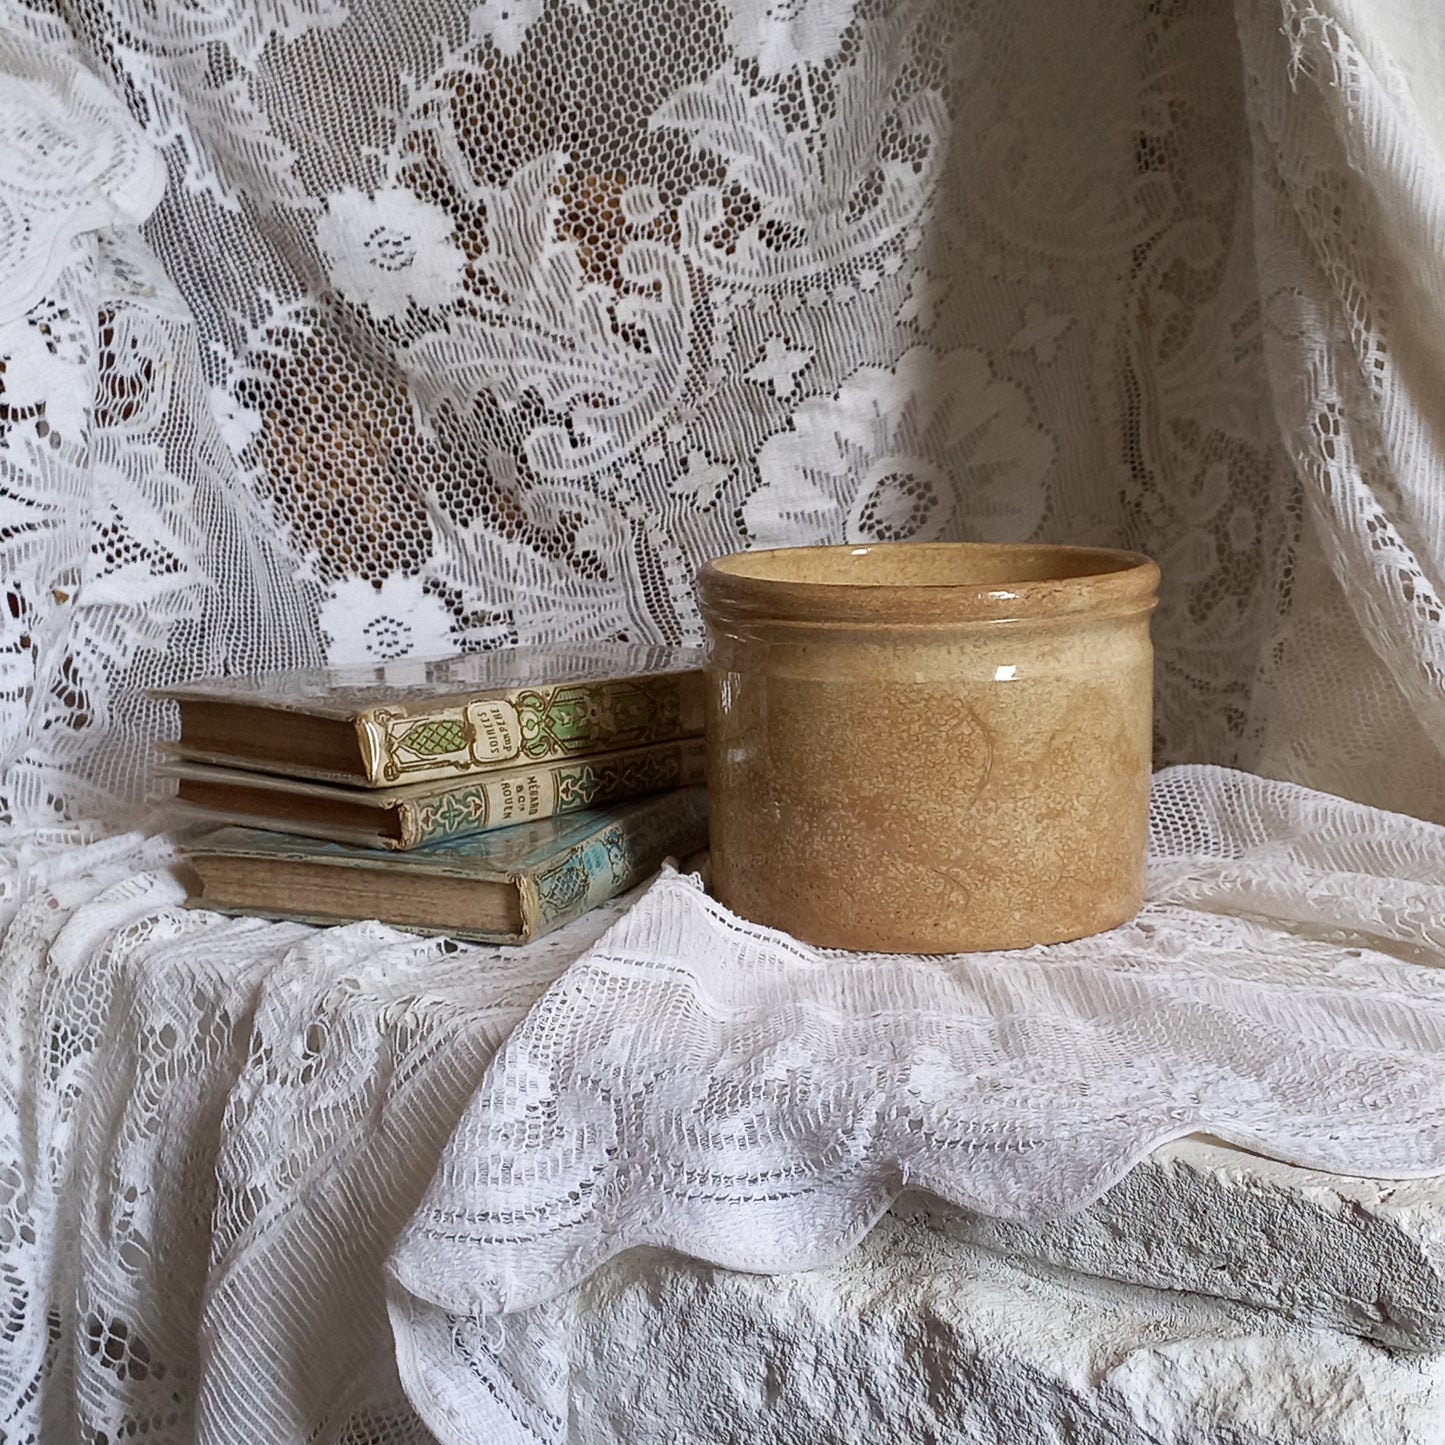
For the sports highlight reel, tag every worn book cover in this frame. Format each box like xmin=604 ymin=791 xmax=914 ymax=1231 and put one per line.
xmin=152 ymin=643 xmax=706 ymax=787
xmin=182 ymin=787 xmax=709 ymax=943
xmin=157 ymin=736 xmax=706 ymax=849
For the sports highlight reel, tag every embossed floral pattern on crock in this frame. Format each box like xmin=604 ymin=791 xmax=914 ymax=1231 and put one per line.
xmin=743 ymin=346 xmax=1054 ymax=547
xmin=318 ymin=576 xmax=456 ymax=665
xmin=315 ymin=187 xmax=466 ymax=322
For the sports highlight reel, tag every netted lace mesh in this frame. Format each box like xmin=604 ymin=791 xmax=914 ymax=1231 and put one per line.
xmin=2 ymin=0 xmax=1349 ymax=829
xmin=8 ymin=0 xmax=1445 ymax=1441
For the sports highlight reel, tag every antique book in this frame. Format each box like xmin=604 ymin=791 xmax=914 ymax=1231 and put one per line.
xmin=156 ymin=737 xmax=706 ymax=849
xmin=182 ymin=787 xmax=709 ymax=944
xmin=152 ymin=643 xmax=706 ymax=787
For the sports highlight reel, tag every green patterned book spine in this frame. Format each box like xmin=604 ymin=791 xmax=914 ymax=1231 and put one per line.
xmin=520 ymin=787 xmax=710 ymax=936
xmin=362 ymin=672 xmax=706 ymax=785
xmin=402 ymin=740 xmax=705 ymax=846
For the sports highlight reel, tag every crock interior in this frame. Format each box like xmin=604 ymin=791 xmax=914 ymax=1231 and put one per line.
xmin=707 ymin=542 xmax=1144 ymax=589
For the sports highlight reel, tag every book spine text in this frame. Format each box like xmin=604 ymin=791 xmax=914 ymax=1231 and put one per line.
xmin=359 ymin=673 xmax=705 ymax=786
xmin=398 ymin=740 xmax=706 ymax=846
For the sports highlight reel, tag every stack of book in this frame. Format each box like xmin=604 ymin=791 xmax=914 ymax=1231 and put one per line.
xmin=153 ymin=645 xmax=710 ymax=944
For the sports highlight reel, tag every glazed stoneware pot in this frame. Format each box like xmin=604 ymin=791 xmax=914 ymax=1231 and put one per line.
xmin=697 ymin=542 xmax=1160 ymax=953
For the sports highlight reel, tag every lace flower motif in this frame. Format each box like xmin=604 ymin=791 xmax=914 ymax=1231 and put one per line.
xmin=722 ymin=0 xmax=856 ymax=77
xmin=743 ymin=346 xmax=1052 ymax=547
xmin=0 ymin=316 xmax=88 ymax=445
xmin=468 ymin=0 xmax=544 ymax=57
xmin=319 ymin=576 xmax=456 ymax=665
xmin=208 ymin=385 xmax=263 ymax=457
xmin=316 ymin=187 xmax=465 ymax=321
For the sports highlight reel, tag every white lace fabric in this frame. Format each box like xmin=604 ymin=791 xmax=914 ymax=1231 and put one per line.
xmin=0 ymin=818 xmax=648 ymax=1443
xmin=382 ymin=765 xmax=1445 ymax=1440
xmin=0 ymin=18 xmax=165 ymax=327
xmin=4 ymin=768 xmax=1445 ymax=1445
xmin=7 ymin=0 xmax=1445 ymax=1440
xmin=0 ymin=0 xmax=1376 ymax=827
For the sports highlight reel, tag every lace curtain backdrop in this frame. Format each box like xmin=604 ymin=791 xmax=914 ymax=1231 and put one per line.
xmin=3 ymin=0 xmax=1388 ymax=828
xmin=6 ymin=0 xmax=1445 ymax=1442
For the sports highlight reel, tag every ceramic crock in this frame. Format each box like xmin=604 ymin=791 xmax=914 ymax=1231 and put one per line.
xmin=696 ymin=542 xmax=1159 ymax=953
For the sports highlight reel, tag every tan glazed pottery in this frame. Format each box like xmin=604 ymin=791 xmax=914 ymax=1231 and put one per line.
xmin=697 ymin=542 xmax=1160 ymax=953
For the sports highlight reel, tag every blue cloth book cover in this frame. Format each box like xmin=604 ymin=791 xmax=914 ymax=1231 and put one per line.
xmin=182 ymin=787 xmax=709 ymax=942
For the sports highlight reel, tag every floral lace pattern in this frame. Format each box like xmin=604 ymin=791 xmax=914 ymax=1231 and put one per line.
xmin=3 ymin=771 xmax=1445 ymax=1445
xmin=388 ymin=768 xmax=1445 ymax=1442
xmin=0 ymin=0 xmax=1361 ymax=826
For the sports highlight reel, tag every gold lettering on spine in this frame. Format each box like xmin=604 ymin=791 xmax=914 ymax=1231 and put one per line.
xmin=465 ymin=700 xmax=523 ymax=763
xmin=496 ymin=773 xmax=545 ymax=822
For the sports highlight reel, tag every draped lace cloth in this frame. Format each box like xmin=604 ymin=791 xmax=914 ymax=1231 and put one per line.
xmin=6 ymin=0 xmax=1445 ymax=1441
xmin=388 ymin=766 xmax=1445 ymax=1443
xmin=7 ymin=767 xmax=1445 ymax=1444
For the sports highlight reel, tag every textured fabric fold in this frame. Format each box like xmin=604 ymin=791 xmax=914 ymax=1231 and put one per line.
xmin=386 ymin=765 xmax=1445 ymax=1442
xmin=0 ymin=18 xmax=165 ymax=325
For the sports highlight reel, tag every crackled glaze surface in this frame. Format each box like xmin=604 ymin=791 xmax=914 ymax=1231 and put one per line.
xmin=698 ymin=543 xmax=1158 ymax=952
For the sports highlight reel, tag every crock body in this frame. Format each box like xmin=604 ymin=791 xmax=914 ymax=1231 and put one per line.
xmin=698 ymin=542 xmax=1158 ymax=953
